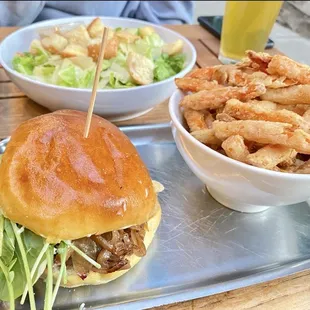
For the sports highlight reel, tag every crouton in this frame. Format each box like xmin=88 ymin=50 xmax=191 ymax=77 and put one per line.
xmin=41 ymin=34 xmax=68 ymax=54
xmin=163 ymin=39 xmax=184 ymax=56
xmin=61 ymin=44 xmax=88 ymax=58
xmin=127 ymin=52 xmax=154 ymax=85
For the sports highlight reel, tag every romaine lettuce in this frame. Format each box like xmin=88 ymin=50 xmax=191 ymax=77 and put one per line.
xmin=154 ymin=53 xmax=186 ymax=81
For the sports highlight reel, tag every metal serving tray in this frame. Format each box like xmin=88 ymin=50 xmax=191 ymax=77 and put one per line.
xmin=1 ymin=123 xmax=310 ymax=310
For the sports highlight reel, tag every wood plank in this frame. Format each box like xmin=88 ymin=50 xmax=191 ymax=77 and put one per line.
xmin=0 ymin=27 xmax=19 ymax=42
xmin=0 ymin=82 xmax=24 ymax=98
xmin=154 ymin=300 xmax=192 ymax=310
xmin=0 ymin=96 xmax=170 ymax=138
xmin=166 ymin=24 xmax=218 ymax=41
xmin=189 ymin=39 xmax=220 ymax=67
xmin=153 ymin=270 xmax=310 ymax=310
xmin=193 ymin=269 xmax=310 ymax=310
xmin=0 ymin=97 xmax=49 ymax=138
xmin=115 ymin=100 xmax=170 ymax=126
xmin=0 ymin=69 xmax=10 ymax=82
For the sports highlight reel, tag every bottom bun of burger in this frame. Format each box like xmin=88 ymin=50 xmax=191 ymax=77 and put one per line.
xmin=53 ymin=206 xmax=161 ymax=288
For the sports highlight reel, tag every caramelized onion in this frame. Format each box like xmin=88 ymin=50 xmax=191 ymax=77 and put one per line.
xmin=56 ymin=224 xmax=147 ymax=279
xmin=72 ymin=238 xmax=99 ymax=279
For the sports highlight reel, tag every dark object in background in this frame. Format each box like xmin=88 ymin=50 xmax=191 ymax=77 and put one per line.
xmin=198 ymin=16 xmax=275 ymax=49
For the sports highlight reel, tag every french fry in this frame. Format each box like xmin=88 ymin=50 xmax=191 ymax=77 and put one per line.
xmin=267 ymin=55 xmax=310 ymax=84
xmin=180 ymin=83 xmax=266 ymax=110
xmin=213 ymin=120 xmax=291 ymax=143
xmin=213 ymin=120 xmax=310 ymax=154
xmin=303 ymin=109 xmax=310 ymax=123
xmin=261 ymin=85 xmax=310 ymax=105
xmin=216 ymin=113 xmax=236 ymax=122
xmin=183 ymin=108 xmax=208 ymax=132
xmin=279 ymin=104 xmax=310 ymax=116
xmin=278 ymin=150 xmax=297 ymax=169
xmin=222 ymin=135 xmax=249 ymax=162
xmin=175 ymin=78 xmax=221 ymax=92
xmin=187 ymin=65 xmax=230 ymax=81
xmin=247 ymin=145 xmax=297 ymax=170
xmin=191 ymin=129 xmax=221 ymax=146
xmin=294 ymin=159 xmax=310 ymax=174
xmin=223 ymin=99 xmax=309 ymax=131
xmin=205 ymin=111 xmax=214 ymax=129
xmin=246 ymin=50 xmax=272 ymax=72
xmin=228 ymin=70 xmax=296 ymax=89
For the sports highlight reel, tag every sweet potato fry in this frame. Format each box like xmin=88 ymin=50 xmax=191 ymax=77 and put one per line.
xmin=246 ymin=145 xmax=297 ymax=170
xmin=183 ymin=108 xmax=207 ymax=132
xmin=191 ymin=129 xmax=221 ymax=145
xmin=223 ymin=99 xmax=309 ymax=131
xmin=267 ymin=55 xmax=310 ymax=84
xmin=175 ymin=78 xmax=221 ymax=92
xmin=222 ymin=135 xmax=249 ymax=162
xmin=261 ymin=85 xmax=310 ymax=105
xmin=213 ymin=120 xmax=310 ymax=154
xmin=180 ymin=83 xmax=266 ymax=110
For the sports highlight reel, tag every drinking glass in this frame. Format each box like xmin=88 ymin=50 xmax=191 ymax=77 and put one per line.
xmin=219 ymin=1 xmax=283 ymax=64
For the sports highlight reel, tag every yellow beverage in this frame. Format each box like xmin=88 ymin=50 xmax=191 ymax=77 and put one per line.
xmin=220 ymin=1 xmax=282 ymax=63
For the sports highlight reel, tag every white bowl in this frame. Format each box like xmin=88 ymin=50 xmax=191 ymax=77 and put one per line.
xmin=0 ymin=17 xmax=196 ymax=122
xmin=169 ymin=90 xmax=310 ymax=213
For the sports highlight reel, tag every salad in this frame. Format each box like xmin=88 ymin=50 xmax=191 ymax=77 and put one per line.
xmin=12 ymin=18 xmax=186 ymax=89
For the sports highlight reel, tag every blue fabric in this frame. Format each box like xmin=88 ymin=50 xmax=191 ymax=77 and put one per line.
xmin=0 ymin=1 xmax=193 ymax=26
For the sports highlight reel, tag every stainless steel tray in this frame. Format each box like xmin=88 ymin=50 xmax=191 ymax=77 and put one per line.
xmin=1 ymin=123 xmax=310 ymax=310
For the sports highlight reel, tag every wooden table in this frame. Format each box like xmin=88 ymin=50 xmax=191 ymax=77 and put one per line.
xmin=1 ymin=25 xmax=310 ymax=310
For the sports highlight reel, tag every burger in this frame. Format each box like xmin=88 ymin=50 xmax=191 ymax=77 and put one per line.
xmin=0 ymin=110 xmax=162 ymax=309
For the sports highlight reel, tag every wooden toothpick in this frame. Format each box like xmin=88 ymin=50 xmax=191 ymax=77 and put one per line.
xmin=83 ymin=27 xmax=110 ymax=138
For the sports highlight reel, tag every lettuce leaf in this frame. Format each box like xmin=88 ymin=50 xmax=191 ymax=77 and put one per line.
xmin=154 ymin=53 xmax=186 ymax=81
xmin=134 ymin=33 xmax=164 ymax=59
xmin=0 ymin=220 xmax=45 ymax=303
xmin=13 ymin=40 xmax=49 ymax=76
xmin=166 ymin=53 xmax=186 ymax=73
xmin=12 ymin=53 xmax=35 ymax=75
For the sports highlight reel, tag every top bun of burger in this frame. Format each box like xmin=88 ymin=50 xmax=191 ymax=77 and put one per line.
xmin=0 ymin=110 xmax=157 ymax=244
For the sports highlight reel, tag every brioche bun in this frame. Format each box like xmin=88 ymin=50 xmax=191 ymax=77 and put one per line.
xmin=0 ymin=110 xmax=157 ymax=244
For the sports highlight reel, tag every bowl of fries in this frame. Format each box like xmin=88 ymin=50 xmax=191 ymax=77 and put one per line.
xmin=169 ymin=51 xmax=310 ymax=213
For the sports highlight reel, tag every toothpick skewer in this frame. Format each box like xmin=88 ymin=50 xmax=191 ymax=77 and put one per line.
xmin=83 ymin=27 xmax=109 ymax=138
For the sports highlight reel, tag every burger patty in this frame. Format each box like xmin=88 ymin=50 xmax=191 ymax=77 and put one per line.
xmin=55 ymin=224 xmax=147 ymax=280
